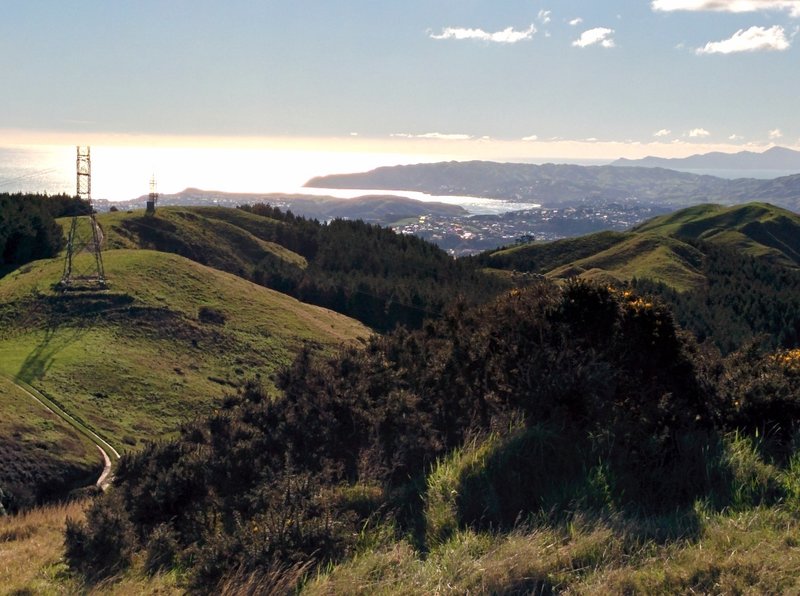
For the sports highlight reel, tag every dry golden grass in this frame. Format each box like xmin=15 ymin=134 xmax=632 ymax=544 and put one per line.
xmin=0 ymin=500 xmax=86 ymax=595
xmin=0 ymin=500 xmax=182 ymax=596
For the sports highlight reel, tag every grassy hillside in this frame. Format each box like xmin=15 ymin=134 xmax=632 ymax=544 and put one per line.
xmin=0 ymin=249 xmax=368 ymax=465
xmin=99 ymin=206 xmax=307 ymax=273
xmin=480 ymin=202 xmax=800 ymax=288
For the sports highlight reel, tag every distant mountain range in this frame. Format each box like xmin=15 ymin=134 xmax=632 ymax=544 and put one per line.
xmin=612 ymin=146 xmax=800 ymax=172
xmin=306 ymin=161 xmax=800 ymax=210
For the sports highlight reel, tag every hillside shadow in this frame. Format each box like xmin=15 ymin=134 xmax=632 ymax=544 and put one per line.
xmin=16 ymin=324 xmax=88 ymax=384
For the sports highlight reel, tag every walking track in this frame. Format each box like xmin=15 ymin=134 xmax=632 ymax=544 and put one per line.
xmin=2 ymin=373 xmax=119 ymax=490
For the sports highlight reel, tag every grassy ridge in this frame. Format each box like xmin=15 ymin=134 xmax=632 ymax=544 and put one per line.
xmin=480 ymin=202 xmax=800 ymax=291
xmin=99 ymin=207 xmax=307 ymax=273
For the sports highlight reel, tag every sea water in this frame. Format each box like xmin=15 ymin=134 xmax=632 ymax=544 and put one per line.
xmin=0 ymin=144 xmax=534 ymax=215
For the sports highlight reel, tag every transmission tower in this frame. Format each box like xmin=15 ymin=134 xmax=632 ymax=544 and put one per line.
xmin=60 ymin=146 xmax=106 ymax=289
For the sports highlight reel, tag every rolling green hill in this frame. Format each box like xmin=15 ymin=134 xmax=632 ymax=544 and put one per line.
xmin=481 ymin=203 xmax=800 ymax=288
xmin=91 ymin=205 xmax=509 ymax=331
xmin=0 ymin=248 xmax=369 ymax=508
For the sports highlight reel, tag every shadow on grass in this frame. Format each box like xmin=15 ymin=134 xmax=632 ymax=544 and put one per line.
xmin=16 ymin=324 xmax=88 ymax=384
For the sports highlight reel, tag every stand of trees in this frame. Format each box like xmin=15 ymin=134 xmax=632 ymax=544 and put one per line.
xmin=0 ymin=193 xmax=88 ymax=274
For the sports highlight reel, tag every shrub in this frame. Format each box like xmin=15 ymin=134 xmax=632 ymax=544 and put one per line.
xmin=198 ymin=305 xmax=227 ymax=325
xmin=64 ymin=495 xmax=135 ymax=580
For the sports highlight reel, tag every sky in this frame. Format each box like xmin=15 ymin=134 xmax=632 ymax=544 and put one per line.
xmin=1 ymin=0 xmax=799 ymax=162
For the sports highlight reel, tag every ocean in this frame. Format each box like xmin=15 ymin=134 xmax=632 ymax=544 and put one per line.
xmin=0 ymin=144 xmax=536 ymax=215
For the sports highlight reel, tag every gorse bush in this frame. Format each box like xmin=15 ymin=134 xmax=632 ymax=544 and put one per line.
xmin=66 ymin=280 xmax=800 ymax=592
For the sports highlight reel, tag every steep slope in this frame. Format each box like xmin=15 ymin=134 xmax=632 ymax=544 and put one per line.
xmin=0 ymin=249 xmax=369 ymax=462
xmin=100 ymin=206 xmax=307 ymax=274
xmin=0 ymin=377 xmax=101 ymax=510
xmin=633 ymin=202 xmax=800 ymax=268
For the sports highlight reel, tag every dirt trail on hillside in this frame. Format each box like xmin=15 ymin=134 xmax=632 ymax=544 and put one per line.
xmin=2 ymin=373 xmax=118 ymax=490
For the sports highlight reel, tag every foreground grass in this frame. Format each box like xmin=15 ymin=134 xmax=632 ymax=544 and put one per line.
xmin=305 ymin=506 xmax=800 ymax=595
xmin=7 ymin=501 xmax=800 ymax=595
xmin=0 ymin=500 xmax=181 ymax=595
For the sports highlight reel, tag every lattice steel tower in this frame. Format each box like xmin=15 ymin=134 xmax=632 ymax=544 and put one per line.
xmin=60 ymin=146 xmax=106 ymax=289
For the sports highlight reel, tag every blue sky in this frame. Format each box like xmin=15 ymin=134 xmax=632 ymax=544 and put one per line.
xmin=1 ymin=0 xmax=799 ymax=160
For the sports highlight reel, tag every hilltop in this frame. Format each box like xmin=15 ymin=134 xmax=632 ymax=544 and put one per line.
xmin=0 ymin=246 xmax=368 ymax=509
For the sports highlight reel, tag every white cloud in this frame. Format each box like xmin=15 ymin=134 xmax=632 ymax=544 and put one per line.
xmin=652 ymin=0 xmax=800 ymax=17
xmin=572 ymin=27 xmax=616 ymax=48
xmin=538 ymin=10 xmax=552 ymax=24
xmin=569 ymin=17 xmax=584 ymax=26
xmin=696 ymin=25 xmax=790 ymax=53
xmin=521 ymin=134 xmax=539 ymax=142
xmin=689 ymin=128 xmax=711 ymax=137
xmin=654 ymin=129 xmax=672 ymax=137
xmin=769 ymin=128 xmax=784 ymax=139
xmin=391 ymin=132 xmax=473 ymax=140
xmin=729 ymin=133 xmax=745 ymax=140
xmin=429 ymin=24 xmax=536 ymax=43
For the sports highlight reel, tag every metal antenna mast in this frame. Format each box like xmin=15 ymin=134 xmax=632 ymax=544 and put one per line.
xmin=146 ymin=173 xmax=158 ymax=214
xmin=60 ymin=146 xmax=106 ymax=289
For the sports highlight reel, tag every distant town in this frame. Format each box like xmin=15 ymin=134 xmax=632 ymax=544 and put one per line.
xmin=390 ymin=198 xmax=671 ymax=255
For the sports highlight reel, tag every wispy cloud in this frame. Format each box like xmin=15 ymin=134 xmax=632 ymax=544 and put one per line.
xmin=696 ymin=25 xmax=790 ymax=53
xmin=729 ymin=133 xmax=745 ymax=140
xmin=391 ymin=132 xmax=473 ymax=140
xmin=769 ymin=128 xmax=784 ymax=139
xmin=429 ymin=24 xmax=536 ymax=43
xmin=654 ymin=129 xmax=672 ymax=137
xmin=538 ymin=10 xmax=552 ymax=24
xmin=652 ymin=0 xmax=800 ymax=17
xmin=569 ymin=17 xmax=584 ymax=26
xmin=521 ymin=134 xmax=539 ymax=142
xmin=572 ymin=27 xmax=616 ymax=48
xmin=688 ymin=128 xmax=711 ymax=137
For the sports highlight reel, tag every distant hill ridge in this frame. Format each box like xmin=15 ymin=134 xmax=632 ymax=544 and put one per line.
xmin=612 ymin=146 xmax=800 ymax=171
xmin=306 ymin=160 xmax=800 ymax=210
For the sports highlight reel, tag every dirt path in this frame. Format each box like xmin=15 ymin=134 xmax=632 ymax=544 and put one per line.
xmin=2 ymin=373 xmax=119 ymax=490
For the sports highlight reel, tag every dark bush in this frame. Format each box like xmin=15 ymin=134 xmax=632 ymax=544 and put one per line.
xmin=64 ymin=495 xmax=135 ymax=580
xmin=198 ymin=305 xmax=227 ymax=325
